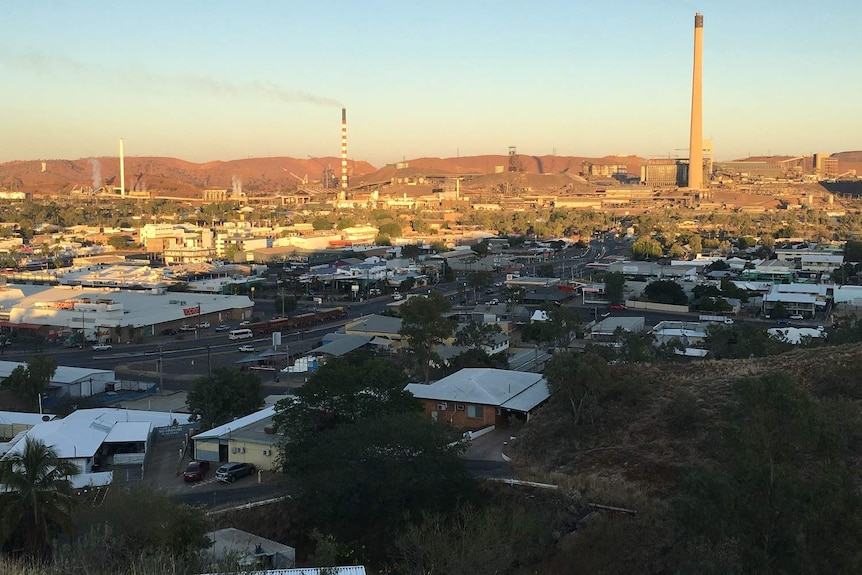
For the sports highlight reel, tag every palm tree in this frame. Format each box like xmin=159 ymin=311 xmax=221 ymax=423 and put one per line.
xmin=0 ymin=436 xmax=79 ymax=558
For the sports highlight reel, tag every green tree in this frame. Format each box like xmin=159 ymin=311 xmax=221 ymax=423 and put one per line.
xmin=471 ymin=240 xmax=490 ymax=256
xmin=643 ymin=280 xmax=689 ymax=305
xmin=674 ymin=373 xmax=862 ymax=573
xmin=274 ymin=356 xmax=473 ymax=556
xmin=771 ymin=301 xmax=789 ymax=319
xmin=107 ymin=235 xmax=131 ymax=249
xmin=544 ymin=352 xmax=612 ymax=425
xmin=1 ymin=356 xmax=57 ymax=411
xmin=401 ymin=243 xmax=421 ymax=261
xmin=689 ymin=234 xmax=703 ymax=254
xmin=466 ymin=270 xmax=493 ymax=294
xmin=274 ymin=294 xmax=298 ymax=317
xmin=844 ymin=239 xmax=862 ymax=262
xmin=0 ymin=437 xmax=79 ymax=558
xmin=631 ymin=237 xmax=662 ymax=260
xmin=536 ymin=263 xmax=555 ymax=277
xmin=375 ymin=234 xmax=392 ymax=246
xmin=72 ymin=485 xmax=210 ymax=569
xmin=378 ymin=221 xmax=402 ymax=238
xmin=399 ymin=291 xmax=454 ymax=382
xmin=312 ymin=216 xmax=333 ymax=231
xmin=430 ymin=240 xmax=447 ymax=254
xmin=454 ymin=322 xmax=502 ymax=351
xmin=186 ymin=367 xmax=263 ymax=430
xmin=604 ymin=271 xmax=625 ymax=305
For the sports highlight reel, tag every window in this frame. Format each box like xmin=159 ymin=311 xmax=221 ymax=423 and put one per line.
xmin=466 ymin=405 xmax=483 ymax=419
xmin=456 ymin=404 xmax=465 ymax=411
xmin=436 ymin=402 xmax=448 ymax=411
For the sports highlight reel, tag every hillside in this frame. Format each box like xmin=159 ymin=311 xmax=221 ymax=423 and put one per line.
xmin=0 ymin=154 xmax=644 ymax=197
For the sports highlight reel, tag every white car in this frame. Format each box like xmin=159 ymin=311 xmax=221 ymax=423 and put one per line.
xmin=392 ymin=292 xmax=403 ymax=301
xmin=239 ymin=320 xmax=251 ymax=326
xmin=196 ymin=321 xmax=210 ymax=329
xmin=790 ymin=314 xmax=804 ymax=320
xmin=238 ymin=345 xmax=255 ymax=353
xmin=91 ymin=343 xmax=112 ymax=351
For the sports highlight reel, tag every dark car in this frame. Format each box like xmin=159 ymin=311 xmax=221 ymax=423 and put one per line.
xmin=215 ymin=462 xmax=256 ymax=483
xmin=182 ymin=460 xmax=210 ymax=482
xmin=160 ymin=328 xmax=178 ymax=336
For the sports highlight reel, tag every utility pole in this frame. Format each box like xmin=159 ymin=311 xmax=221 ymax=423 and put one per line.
xmin=207 ymin=344 xmax=211 ymax=377
xmin=158 ymin=343 xmax=163 ymax=394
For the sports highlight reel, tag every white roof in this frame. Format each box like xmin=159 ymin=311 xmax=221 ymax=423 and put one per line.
xmin=653 ymin=328 xmax=708 ymax=338
xmin=0 ymin=361 xmax=113 ymax=385
xmin=773 ymin=283 xmax=829 ymax=296
xmin=405 ymin=368 xmax=550 ymax=413
xmin=2 ymin=408 xmax=188 ymax=460
xmin=193 ymin=405 xmax=276 ymax=440
xmin=764 ymin=292 xmax=816 ymax=304
xmin=0 ymin=411 xmax=55 ymax=426
xmin=768 ymin=327 xmax=825 ymax=344
xmin=104 ymin=421 xmax=152 ymax=443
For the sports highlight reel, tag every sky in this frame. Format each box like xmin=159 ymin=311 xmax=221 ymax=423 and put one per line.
xmin=1 ymin=0 xmax=861 ymax=167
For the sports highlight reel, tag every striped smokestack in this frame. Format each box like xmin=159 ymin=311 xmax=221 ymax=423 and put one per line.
xmin=688 ymin=13 xmax=704 ymax=190
xmin=341 ymin=107 xmax=348 ymax=190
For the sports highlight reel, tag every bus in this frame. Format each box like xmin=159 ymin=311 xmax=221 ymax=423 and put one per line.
xmin=228 ymin=328 xmax=253 ymax=340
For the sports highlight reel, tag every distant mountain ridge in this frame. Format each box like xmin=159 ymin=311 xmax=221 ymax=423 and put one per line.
xmin=0 ymin=153 xmax=645 ymax=197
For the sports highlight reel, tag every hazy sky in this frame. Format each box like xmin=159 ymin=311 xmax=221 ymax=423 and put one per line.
xmin=2 ymin=0 xmax=860 ymax=166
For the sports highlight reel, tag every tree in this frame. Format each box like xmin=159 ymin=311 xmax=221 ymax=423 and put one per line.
xmin=378 ymin=221 xmax=402 ymax=238
xmin=274 ymin=294 xmax=298 ymax=317
xmin=536 ymin=263 xmax=555 ymax=277
xmin=471 ymin=240 xmax=490 ymax=256
xmin=401 ymin=243 xmax=421 ymax=261
xmin=0 ymin=437 xmax=79 ymax=558
xmin=771 ymin=301 xmax=789 ymax=319
xmin=673 ymin=373 xmax=862 ymax=573
xmin=1 ymin=356 xmax=56 ymax=411
xmin=399 ymin=291 xmax=454 ymax=382
xmin=430 ymin=241 xmax=447 ymax=254
xmin=186 ymin=367 xmax=263 ymax=430
xmin=72 ymin=485 xmax=210 ymax=568
xmin=844 ymin=239 xmax=862 ymax=263
xmin=631 ymin=237 xmax=662 ymax=260
xmin=604 ymin=271 xmax=625 ymax=305
xmin=274 ymin=356 xmax=474 ymax=556
xmin=107 ymin=235 xmax=131 ymax=249
xmin=374 ymin=234 xmax=392 ymax=246
xmin=465 ymin=270 xmax=493 ymax=294
xmin=454 ymin=322 xmax=502 ymax=351
xmin=689 ymin=234 xmax=703 ymax=255
xmin=643 ymin=280 xmax=689 ymax=306
xmin=544 ymin=352 xmax=612 ymax=425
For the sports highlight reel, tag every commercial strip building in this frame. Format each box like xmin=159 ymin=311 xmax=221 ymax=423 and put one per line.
xmin=192 ymin=406 xmax=279 ymax=471
xmin=0 ymin=284 xmax=253 ymax=340
xmin=0 ymin=361 xmax=115 ymax=399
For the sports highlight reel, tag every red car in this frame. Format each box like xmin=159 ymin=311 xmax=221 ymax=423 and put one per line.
xmin=182 ymin=460 xmax=210 ymax=482
xmin=609 ymin=304 xmax=627 ymax=311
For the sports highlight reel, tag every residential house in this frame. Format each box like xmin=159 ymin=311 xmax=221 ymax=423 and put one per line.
xmin=204 ymin=528 xmax=295 ymax=571
xmin=405 ymin=368 xmax=550 ymax=429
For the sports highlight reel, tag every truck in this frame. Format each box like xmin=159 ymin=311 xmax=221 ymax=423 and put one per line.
xmin=699 ymin=314 xmax=733 ymax=325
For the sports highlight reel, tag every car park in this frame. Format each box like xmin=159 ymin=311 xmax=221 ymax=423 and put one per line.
xmin=215 ymin=462 xmax=256 ymax=483
xmin=238 ymin=345 xmax=255 ymax=353
xmin=91 ymin=343 xmax=112 ymax=351
xmin=215 ymin=324 xmax=230 ymax=332
xmin=182 ymin=460 xmax=210 ymax=482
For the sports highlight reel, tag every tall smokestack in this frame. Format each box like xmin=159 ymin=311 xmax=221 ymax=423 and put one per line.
xmin=341 ymin=108 xmax=348 ymax=191
xmin=119 ymin=138 xmax=126 ymax=197
xmin=688 ymin=13 xmax=704 ymax=190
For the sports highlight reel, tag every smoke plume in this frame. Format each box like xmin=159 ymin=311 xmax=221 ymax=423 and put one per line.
xmin=231 ymin=175 xmax=242 ymax=196
xmin=88 ymin=157 xmax=102 ymax=191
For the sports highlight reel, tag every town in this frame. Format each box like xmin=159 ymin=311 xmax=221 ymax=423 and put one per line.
xmin=2 ymin=6 xmax=862 ymax=575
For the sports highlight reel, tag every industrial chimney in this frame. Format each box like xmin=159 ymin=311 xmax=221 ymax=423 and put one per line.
xmin=119 ymin=138 xmax=126 ymax=197
xmin=688 ymin=13 xmax=704 ymax=190
xmin=341 ymin=108 xmax=348 ymax=191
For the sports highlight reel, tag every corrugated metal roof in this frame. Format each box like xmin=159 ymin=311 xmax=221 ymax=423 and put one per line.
xmin=199 ymin=567 xmax=367 ymax=575
xmin=405 ymin=368 xmax=549 ymax=413
xmin=104 ymin=421 xmax=152 ymax=443
xmin=311 ymin=334 xmax=372 ymax=357
xmin=193 ymin=406 xmax=276 ymax=440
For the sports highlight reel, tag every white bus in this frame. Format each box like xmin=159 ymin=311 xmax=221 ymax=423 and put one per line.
xmin=228 ymin=328 xmax=253 ymax=340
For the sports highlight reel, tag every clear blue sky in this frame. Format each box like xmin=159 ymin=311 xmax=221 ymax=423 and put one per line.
xmin=1 ymin=0 xmax=860 ymax=166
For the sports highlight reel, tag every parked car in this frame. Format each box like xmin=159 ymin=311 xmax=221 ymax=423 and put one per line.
xmin=610 ymin=304 xmax=627 ymax=310
xmin=215 ymin=462 xmax=256 ymax=483
xmin=488 ymin=298 xmax=499 ymax=305
xmin=180 ymin=325 xmax=197 ymax=332
xmin=392 ymin=292 xmax=403 ymax=301
xmin=777 ymin=319 xmax=790 ymax=326
xmin=215 ymin=324 xmax=231 ymax=332
xmin=182 ymin=460 xmax=210 ymax=482
xmin=239 ymin=320 xmax=251 ymax=326
xmin=160 ymin=328 xmax=178 ymax=336
xmin=196 ymin=321 xmax=210 ymax=329
xmin=91 ymin=343 xmax=112 ymax=351
xmin=789 ymin=314 xmax=804 ymax=320
xmin=238 ymin=345 xmax=255 ymax=353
